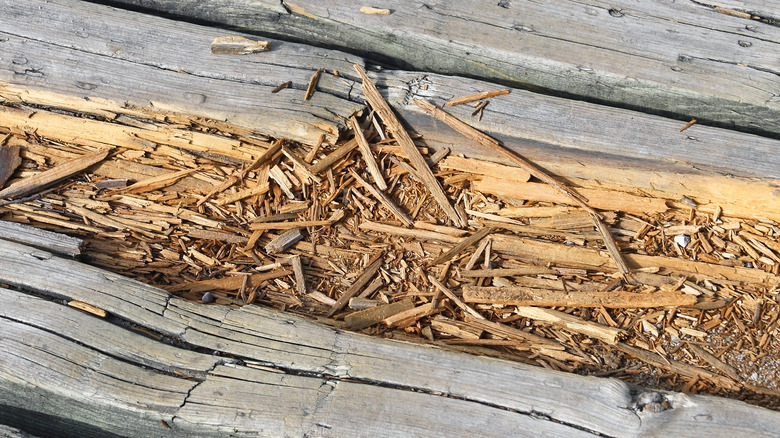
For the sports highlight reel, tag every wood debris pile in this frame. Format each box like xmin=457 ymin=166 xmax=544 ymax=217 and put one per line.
xmin=1 ymin=67 xmax=779 ymax=410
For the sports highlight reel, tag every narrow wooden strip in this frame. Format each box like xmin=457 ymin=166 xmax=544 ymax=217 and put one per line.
xmin=309 ymin=139 xmax=358 ymax=175
xmin=0 ymin=148 xmax=110 ymax=199
xmin=459 ymin=267 xmax=556 ymax=278
xmin=463 ymin=318 xmax=562 ymax=349
xmin=439 ymin=155 xmax=530 ymax=182
xmin=345 ymin=300 xmax=415 ymax=330
xmin=116 ymin=167 xmax=198 ymax=195
xmin=187 ymin=229 xmax=249 ymax=244
xmin=270 ymin=80 xmax=291 ymax=94
xmin=214 ymin=183 xmax=270 ymax=206
xmin=686 ymin=343 xmax=740 ymax=382
xmin=446 ymin=89 xmax=510 ymax=106
xmin=303 ymin=68 xmax=322 ymax=101
xmin=166 ymin=269 xmax=292 ymax=293
xmin=360 ymin=220 xmax=460 ymax=243
xmin=249 ymin=209 xmax=344 ymax=230
xmin=67 ymin=300 xmax=107 ymax=317
xmin=476 ymin=178 xmax=668 ymax=215
xmin=514 ymin=306 xmax=627 ymax=345
xmin=304 ymin=134 xmax=326 ymax=163
xmin=210 ymin=35 xmax=269 ymax=54
xmin=429 ymin=277 xmax=485 ymax=320
xmin=282 ymin=147 xmax=321 ymax=184
xmin=349 ymin=169 xmax=413 ymax=226
xmin=383 ymin=302 xmax=437 ymax=326
xmin=355 ymin=65 xmax=464 ymax=227
xmin=429 ymin=227 xmax=494 ymax=266
xmin=462 ymin=286 xmax=697 ymax=308
xmin=291 ymin=255 xmax=307 ymax=295
xmin=327 ymin=252 xmax=384 ymax=317
xmin=350 ymin=115 xmax=387 ymax=190
xmin=241 ymin=139 xmax=283 ymax=179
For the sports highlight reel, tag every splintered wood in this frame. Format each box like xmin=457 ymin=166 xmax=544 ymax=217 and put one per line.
xmin=1 ymin=69 xmax=780 ymax=410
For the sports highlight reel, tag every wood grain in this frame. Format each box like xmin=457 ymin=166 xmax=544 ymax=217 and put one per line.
xmin=90 ymin=0 xmax=780 ymax=137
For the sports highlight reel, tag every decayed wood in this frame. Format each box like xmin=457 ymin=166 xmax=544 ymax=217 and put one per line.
xmin=2 ymin=238 xmax=780 ymax=436
xmin=414 ymin=98 xmax=631 ymax=275
xmin=97 ymin=0 xmax=780 ymax=137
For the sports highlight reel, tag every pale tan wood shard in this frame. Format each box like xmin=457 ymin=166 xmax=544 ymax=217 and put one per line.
xmin=438 ymin=156 xmax=531 ymax=182
xmin=0 ymin=148 xmax=110 ymax=199
xmin=513 ymin=306 xmax=627 ymax=345
xmin=462 ymin=286 xmax=698 ymax=308
xmin=354 ymin=64 xmax=464 ymax=227
xmin=210 ymin=36 xmax=270 ymax=54
xmin=476 ymin=177 xmax=668 ymax=215
xmin=349 ymin=169 xmax=413 ymax=226
xmin=327 ymin=252 xmax=383 ymax=317
xmin=350 ymin=115 xmax=387 ymax=190
xmin=446 ymin=89 xmax=510 ymax=106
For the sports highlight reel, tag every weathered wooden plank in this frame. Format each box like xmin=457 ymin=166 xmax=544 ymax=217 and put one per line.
xmin=0 ymin=0 xmax=364 ymax=145
xmin=387 ymin=71 xmax=780 ymax=220
xmin=0 ymin=239 xmax=185 ymax=335
xmin=0 ymin=288 xmax=219 ymax=376
xmin=0 ymin=425 xmax=39 ymax=438
xmin=90 ymin=0 xmax=780 ymax=137
xmin=0 ymin=220 xmax=83 ymax=257
xmin=2 ymin=237 xmax=779 ymax=437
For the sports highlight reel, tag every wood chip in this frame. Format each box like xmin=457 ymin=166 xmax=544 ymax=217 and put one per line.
xmin=327 ymin=252 xmax=384 ymax=317
xmin=446 ymin=89 xmax=510 ymax=106
xmin=0 ymin=148 xmax=110 ymax=199
xmin=67 ymin=300 xmax=107 ymax=317
xmin=345 ymin=300 xmax=415 ymax=330
xmin=360 ymin=6 xmax=391 ymax=15
xmin=210 ymin=36 xmax=269 ymax=54
xmin=304 ymin=68 xmax=322 ymax=101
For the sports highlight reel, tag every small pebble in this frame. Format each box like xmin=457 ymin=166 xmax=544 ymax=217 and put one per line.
xmin=674 ymin=234 xmax=691 ymax=248
xmin=201 ymin=291 xmax=215 ymax=303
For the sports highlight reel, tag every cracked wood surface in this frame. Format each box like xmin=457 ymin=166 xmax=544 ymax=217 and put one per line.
xmin=1 ymin=237 xmax=780 ymax=437
xmin=87 ymin=0 xmax=780 ymax=137
xmin=2 ymin=0 xmax=779 ymax=221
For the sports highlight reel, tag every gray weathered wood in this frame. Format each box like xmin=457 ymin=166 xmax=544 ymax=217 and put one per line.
xmin=88 ymin=0 xmax=780 ymax=137
xmin=1 ymin=237 xmax=779 ymax=437
xmin=0 ymin=0 xmax=364 ymax=145
xmin=0 ymin=220 xmax=83 ymax=257
xmin=0 ymin=425 xmax=39 ymax=438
